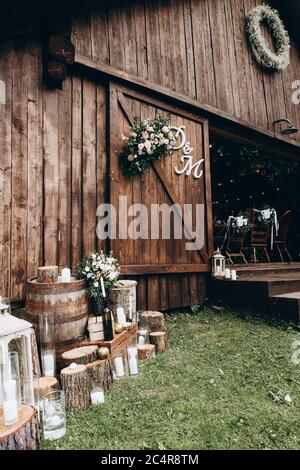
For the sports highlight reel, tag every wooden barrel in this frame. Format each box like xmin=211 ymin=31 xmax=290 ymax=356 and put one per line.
xmin=26 ymin=277 xmax=89 ymax=365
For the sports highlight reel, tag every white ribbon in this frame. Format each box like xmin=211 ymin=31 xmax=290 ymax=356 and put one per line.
xmin=254 ymin=208 xmax=279 ymax=250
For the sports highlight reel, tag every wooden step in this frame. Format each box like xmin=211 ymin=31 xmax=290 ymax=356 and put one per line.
xmin=234 ymin=262 xmax=300 ymax=278
xmin=271 ymin=292 xmax=300 ymax=324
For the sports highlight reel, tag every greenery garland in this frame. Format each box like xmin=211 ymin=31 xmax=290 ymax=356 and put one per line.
xmin=119 ymin=116 xmax=176 ymax=176
xmin=246 ymin=4 xmax=290 ymax=71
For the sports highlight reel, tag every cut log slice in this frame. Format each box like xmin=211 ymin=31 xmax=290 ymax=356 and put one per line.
xmin=61 ymin=364 xmax=90 ymax=412
xmin=0 ymin=405 xmax=40 ymax=450
xmin=139 ymin=311 xmax=165 ymax=333
xmin=150 ymin=332 xmax=167 ymax=353
xmin=138 ymin=344 xmax=156 ymax=360
xmin=37 ymin=266 xmax=58 ymax=283
xmin=61 ymin=345 xmax=98 ymax=367
xmin=33 ymin=376 xmax=59 ymax=402
xmin=86 ymin=359 xmax=114 ymax=391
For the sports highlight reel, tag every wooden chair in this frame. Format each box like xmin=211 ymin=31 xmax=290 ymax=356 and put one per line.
xmin=247 ymin=211 xmax=271 ymax=263
xmin=274 ymin=210 xmax=293 ymax=262
xmin=225 ymin=228 xmax=248 ymax=264
xmin=213 ymin=222 xmax=227 ymax=251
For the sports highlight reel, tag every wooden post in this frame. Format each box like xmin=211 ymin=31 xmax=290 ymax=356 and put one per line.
xmin=37 ymin=266 xmax=58 ymax=283
xmin=150 ymin=332 xmax=167 ymax=353
xmin=61 ymin=364 xmax=90 ymax=412
xmin=139 ymin=311 xmax=165 ymax=333
xmin=138 ymin=344 xmax=156 ymax=360
xmin=86 ymin=359 xmax=114 ymax=391
xmin=0 ymin=405 xmax=40 ymax=450
xmin=61 ymin=346 xmax=98 ymax=367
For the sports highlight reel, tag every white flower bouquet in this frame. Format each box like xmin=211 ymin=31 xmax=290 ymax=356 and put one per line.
xmin=76 ymin=251 xmax=120 ymax=298
xmin=119 ymin=115 xmax=177 ymax=176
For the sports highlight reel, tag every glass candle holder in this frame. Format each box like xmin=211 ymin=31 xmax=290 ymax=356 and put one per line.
xmin=4 ymin=351 xmax=21 ymax=407
xmin=3 ymin=379 xmax=19 ymax=425
xmin=137 ymin=329 xmax=149 ymax=346
xmin=43 ymin=390 xmax=66 ymax=441
xmin=90 ymin=386 xmax=105 ymax=405
xmin=127 ymin=343 xmax=138 ymax=377
xmin=39 ymin=312 xmax=56 ymax=377
xmin=113 ymin=353 xmax=128 ymax=380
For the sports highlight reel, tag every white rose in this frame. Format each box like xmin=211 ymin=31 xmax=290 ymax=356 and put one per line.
xmin=94 ymin=281 xmax=99 ymax=288
xmin=144 ymin=140 xmax=151 ymax=149
xmin=162 ymin=126 xmax=169 ymax=133
xmin=85 ymin=267 xmax=90 ymax=272
xmin=138 ymin=143 xmax=144 ymax=150
xmin=109 ymin=272 xmax=116 ymax=280
xmin=164 ymin=139 xmax=169 ymax=145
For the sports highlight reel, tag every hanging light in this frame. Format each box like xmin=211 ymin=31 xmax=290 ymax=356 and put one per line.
xmin=272 ymin=118 xmax=298 ymax=135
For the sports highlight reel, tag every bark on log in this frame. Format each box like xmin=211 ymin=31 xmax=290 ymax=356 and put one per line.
xmin=61 ymin=346 xmax=98 ymax=367
xmin=138 ymin=344 xmax=156 ymax=360
xmin=61 ymin=364 xmax=90 ymax=412
xmin=139 ymin=311 xmax=165 ymax=333
xmin=0 ymin=405 xmax=40 ymax=450
xmin=86 ymin=359 xmax=114 ymax=391
xmin=9 ymin=328 xmax=41 ymax=378
xmin=150 ymin=332 xmax=167 ymax=353
xmin=37 ymin=266 xmax=58 ymax=284
xmin=33 ymin=377 xmax=59 ymax=403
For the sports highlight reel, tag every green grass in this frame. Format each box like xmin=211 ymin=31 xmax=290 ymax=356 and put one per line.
xmin=43 ymin=306 xmax=300 ymax=450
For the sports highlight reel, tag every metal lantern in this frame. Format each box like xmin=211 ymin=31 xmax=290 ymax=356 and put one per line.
xmin=0 ymin=312 xmax=34 ymax=407
xmin=211 ymin=248 xmax=226 ymax=278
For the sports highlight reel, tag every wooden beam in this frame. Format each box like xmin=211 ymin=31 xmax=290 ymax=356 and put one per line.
xmin=121 ymin=264 xmax=210 ymax=275
xmin=75 ymin=53 xmax=300 ymax=154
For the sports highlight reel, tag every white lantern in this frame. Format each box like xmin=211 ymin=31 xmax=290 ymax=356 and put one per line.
xmin=211 ymin=248 xmax=226 ymax=278
xmin=0 ymin=313 xmax=35 ymax=408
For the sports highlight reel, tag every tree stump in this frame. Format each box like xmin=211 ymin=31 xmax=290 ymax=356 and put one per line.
xmin=138 ymin=344 xmax=156 ymax=360
xmin=139 ymin=311 xmax=165 ymax=333
xmin=150 ymin=332 xmax=167 ymax=353
xmin=0 ymin=405 xmax=40 ymax=450
xmin=86 ymin=359 xmax=114 ymax=391
xmin=37 ymin=266 xmax=58 ymax=283
xmin=33 ymin=377 xmax=58 ymax=403
xmin=61 ymin=346 xmax=98 ymax=367
xmin=61 ymin=364 xmax=90 ymax=412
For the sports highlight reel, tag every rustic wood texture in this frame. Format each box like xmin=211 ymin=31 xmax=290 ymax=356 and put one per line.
xmin=149 ymin=331 xmax=167 ymax=353
xmin=86 ymin=358 xmax=114 ymax=391
xmin=0 ymin=0 xmax=299 ymax=309
xmin=72 ymin=0 xmax=300 ymax=144
xmin=81 ymin=323 xmax=138 ymax=352
xmin=61 ymin=363 xmax=90 ymax=412
xmin=8 ymin=328 xmax=41 ymax=378
xmin=0 ymin=405 xmax=40 ymax=450
xmin=26 ymin=277 xmax=89 ymax=365
xmin=37 ymin=266 xmax=58 ymax=283
xmin=61 ymin=346 xmax=98 ymax=367
xmin=33 ymin=376 xmax=58 ymax=401
xmin=139 ymin=311 xmax=165 ymax=333
xmin=138 ymin=344 xmax=156 ymax=360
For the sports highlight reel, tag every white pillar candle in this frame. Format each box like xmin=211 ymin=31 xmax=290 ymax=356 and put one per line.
xmin=138 ymin=335 xmax=145 ymax=346
xmin=43 ymin=353 xmax=55 ymax=377
xmin=128 ymin=348 xmax=138 ymax=376
xmin=91 ymin=389 xmax=105 ymax=404
xmin=61 ymin=268 xmax=71 ymax=283
xmin=100 ymin=277 xmax=106 ymax=297
xmin=225 ymin=268 xmax=231 ymax=279
xmin=114 ymin=357 xmax=124 ymax=378
xmin=3 ymin=379 xmax=18 ymax=425
xmin=3 ymin=399 xmax=18 ymax=425
xmin=231 ymin=270 xmax=237 ymax=281
xmin=117 ymin=307 xmax=126 ymax=326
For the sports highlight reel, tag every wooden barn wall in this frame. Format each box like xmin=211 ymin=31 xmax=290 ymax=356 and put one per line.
xmin=0 ymin=37 xmax=107 ymax=300
xmin=72 ymin=0 xmax=300 ymax=143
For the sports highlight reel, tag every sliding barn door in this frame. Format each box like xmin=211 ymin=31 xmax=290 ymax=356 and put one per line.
xmin=109 ymin=84 xmax=212 ymax=310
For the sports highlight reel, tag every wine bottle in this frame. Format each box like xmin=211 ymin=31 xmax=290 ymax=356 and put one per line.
xmin=100 ymin=277 xmax=114 ymax=341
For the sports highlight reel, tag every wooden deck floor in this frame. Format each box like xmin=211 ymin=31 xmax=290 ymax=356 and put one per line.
xmin=209 ymin=263 xmax=300 ymax=323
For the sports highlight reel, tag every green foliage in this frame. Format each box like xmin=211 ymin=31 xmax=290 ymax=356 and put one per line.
xmin=119 ymin=116 xmax=176 ymax=176
xmin=43 ymin=307 xmax=300 ymax=450
xmin=76 ymin=251 xmax=120 ymax=298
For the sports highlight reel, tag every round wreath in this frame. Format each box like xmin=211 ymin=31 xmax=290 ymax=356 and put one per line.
xmin=246 ymin=4 xmax=290 ymax=71
xmin=119 ymin=116 xmax=176 ymax=176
